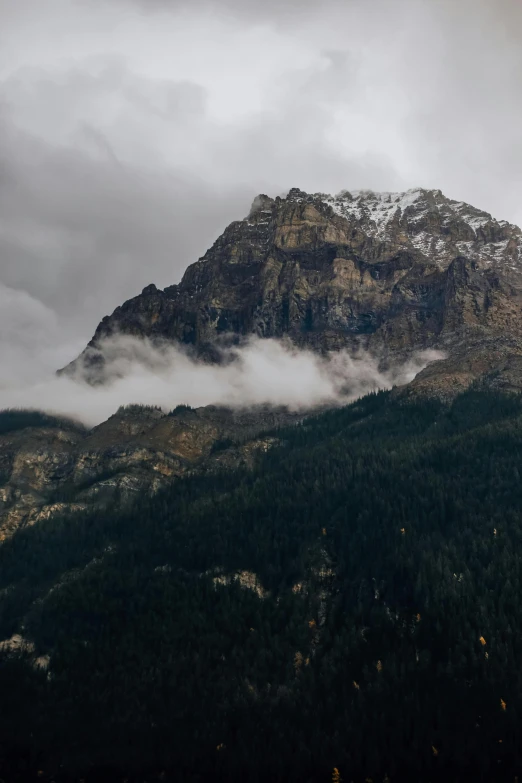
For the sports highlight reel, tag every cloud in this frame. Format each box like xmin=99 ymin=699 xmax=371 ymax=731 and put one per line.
xmin=0 ymin=101 xmax=254 ymax=335
xmin=0 ymin=282 xmax=84 ymax=386
xmin=84 ymin=0 xmax=344 ymax=24
xmin=0 ymin=332 xmax=445 ymax=427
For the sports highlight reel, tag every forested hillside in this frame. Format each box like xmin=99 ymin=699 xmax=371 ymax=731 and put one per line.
xmin=2 ymin=388 xmax=522 ymax=782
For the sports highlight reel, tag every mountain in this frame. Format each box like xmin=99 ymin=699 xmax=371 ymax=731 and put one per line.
xmin=62 ymin=186 xmax=522 ymax=395
xmin=4 ymin=186 xmax=522 ymax=538
xmin=4 ymin=189 xmax=522 ymax=781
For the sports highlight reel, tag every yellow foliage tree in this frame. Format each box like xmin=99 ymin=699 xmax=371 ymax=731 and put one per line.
xmin=376 ymin=660 xmax=383 ymax=673
xmin=501 ymin=698 xmax=507 ymax=711
xmin=432 ymin=745 xmax=439 ymax=757
xmin=479 ymin=636 xmax=487 ymax=646
xmin=332 ymin=767 xmax=342 ymax=783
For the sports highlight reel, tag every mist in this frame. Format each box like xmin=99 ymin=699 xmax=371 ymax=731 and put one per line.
xmin=0 ymin=333 xmax=444 ymax=427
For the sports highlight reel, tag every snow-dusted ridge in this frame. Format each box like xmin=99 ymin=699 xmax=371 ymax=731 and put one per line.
xmin=323 ymin=187 xmax=431 ymax=236
xmin=245 ymin=185 xmax=522 ymax=269
xmin=322 ymin=187 xmax=500 ymax=234
xmin=310 ymin=187 xmax=522 ymax=270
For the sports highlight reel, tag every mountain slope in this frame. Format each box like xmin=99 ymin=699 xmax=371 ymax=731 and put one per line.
xmin=0 ymin=405 xmax=299 ymax=540
xmin=63 ymin=187 xmax=522 ymax=392
xmin=2 ymin=389 xmax=522 ymax=781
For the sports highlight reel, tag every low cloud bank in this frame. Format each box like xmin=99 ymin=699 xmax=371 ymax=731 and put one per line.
xmin=0 ymin=332 xmax=444 ymax=427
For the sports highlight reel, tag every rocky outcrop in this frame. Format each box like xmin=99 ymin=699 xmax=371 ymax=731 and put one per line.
xmin=0 ymin=405 xmax=299 ymax=540
xmin=61 ymin=187 xmax=522 ymax=385
xmin=212 ymin=570 xmax=268 ymax=599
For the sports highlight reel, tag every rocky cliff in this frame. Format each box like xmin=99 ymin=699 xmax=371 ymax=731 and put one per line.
xmin=62 ymin=186 xmax=522 ymax=388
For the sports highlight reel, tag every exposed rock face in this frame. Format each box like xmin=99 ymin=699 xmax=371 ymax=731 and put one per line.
xmin=0 ymin=405 xmax=298 ymax=540
xmin=212 ymin=570 xmax=268 ymax=599
xmin=62 ymin=187 xmax=522 ymax=383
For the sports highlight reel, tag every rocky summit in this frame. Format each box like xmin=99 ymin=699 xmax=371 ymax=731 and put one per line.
xmin=62 ymin=186 xmax=522 ymax=395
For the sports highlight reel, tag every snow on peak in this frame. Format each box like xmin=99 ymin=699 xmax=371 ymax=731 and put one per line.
xmin=316 ymin=188 xmax=521 ymax=269
xmin=320 ymin=188 xmax=430 ymax=236
xmin=248 ymin=187 xmax=522 ymax=270
xmin=319 ymin=187 xmax=511 ymax=236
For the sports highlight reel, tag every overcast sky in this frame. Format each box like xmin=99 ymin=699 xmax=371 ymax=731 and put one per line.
xmin=1 ymin=0 xmax=521 ymax=370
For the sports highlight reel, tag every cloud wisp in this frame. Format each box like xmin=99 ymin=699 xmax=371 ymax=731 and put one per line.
xmin=0 ymin=332 xmax=444 ymax=427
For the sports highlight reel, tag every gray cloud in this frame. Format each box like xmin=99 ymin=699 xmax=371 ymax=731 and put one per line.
xmin=0 ymin=331 xmax=445 ymax=426
xmin=0 ymin=86 xmax=252 ymax=333
xmin=85 ymin=0 xmax=344 ymax=23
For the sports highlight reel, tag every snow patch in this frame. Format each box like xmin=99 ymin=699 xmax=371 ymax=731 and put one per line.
xmin=313 ymin=187 xmax=522 ymax=268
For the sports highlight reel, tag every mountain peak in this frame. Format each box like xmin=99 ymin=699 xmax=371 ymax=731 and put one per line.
xmin=296 ymin=186 xmax=521 ymax=269
xmin=61 ymin=185 xmax=522 ymax=392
